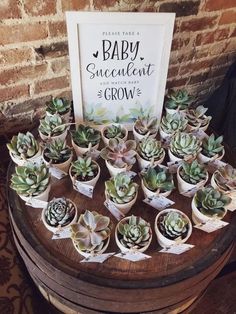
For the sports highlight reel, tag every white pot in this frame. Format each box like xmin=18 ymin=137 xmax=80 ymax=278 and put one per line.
xmin=10 ymin=146 xmax=42 ymax=166
xmin=165 ymin=107 xmax=178 ymax=115
xmin=72 ymin=236 xmax=110 ymax=258
xmin=71 ymin=139 xmax=99 ymax=157
xmin=43 ymin=150 xmax=73 ymax=174
xmin=101 ymin=124 xmax=128 ymax=146
xmin=39 ymin=129 xmax=68 ymax=142
xmin=115 ymin=216 xmax=152 ymax=253
xmin=105 ymin=159 xmax=132 ymax=177
xmin=46 ymin=109 xmax=71 ymax=123
xmin=136 ymin=150 xmax=165 ymax=171
xmin=155 ymin=208 xmax=192 ymax=248
xmin=168 ymin=148 xmax=183 ymax=163
xmin=197 ymin=148 xmax=225 ymax=165
xmin=177 ymin=166 xmax=208 ymax=194
xmin=141 ymin=179 xmax=172 ymax=199
xmin=69 ymin=161 xmax=100 ymax=188
xmin=159 ymin=127 xmax=172 ymax=141
xmin=132 ymin=124 xmax=157 ymax=143
xmin=19 ymin=183 xmax=51 ymax=203
xmin=41 ymin=199 xmax=78 ymax=233
xmin=106 ymin=191 xmax=138 ymax=215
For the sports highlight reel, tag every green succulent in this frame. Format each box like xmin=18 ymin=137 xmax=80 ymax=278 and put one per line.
xmin=180 ymin=160 xmax=207 ymax=185
xmin=165 ymin=90 xmax=193 ymax=110
xmin=186 ymin=105 xmax=211 ymax=128
xmin=134 ymin=116 xmax=158 ymax=135
xmin=170 ymin=132 xmax=201 ymax=159
xmin=160 ymin=113 xmax=188 ymax=135
xmin=39 ymin=114 xmax=67 ymax=137
xmin=45 ymin=197 xmax=76 ymax=228
xmin=105 ymin=172 xmax=138 ymax=204
xmin=71 ymin=124 xmax=101 ymax=148
xmin=158 ymin=211 xmax=189 ymax=240
xmin=117 ymin=215 xmax=152 ymax=250
xmin=71 ymin=157 xmax=98 ymax=181
xmin=104 ymin=124 xmax=125 ymax=139
xmin=71 ymin=210 xmax=111 ymax=253
xmin=46 ymin=97 xmax=71 ymax=115
xmin=214 ymin=164 xmax=236 ymax=191
xmin=10 ymin=163 xmax=50 ymax=197
xmin=142 ymin=166 xmax=174 ymax=193
xmin=138 ymin=137 xmax=164 ymax=161
xmin=7 ymin=131 xmax=39 ymax=159
xmin=194 ymin=186 xmax=231 ymax=218
xmin=43 ymin=139 xmax=72 ymax=164
xmin=201 ymin=134 xmax=224 ymax=158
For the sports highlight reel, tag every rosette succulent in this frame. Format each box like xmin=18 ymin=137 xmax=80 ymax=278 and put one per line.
xmin=117 ymin=215 xmax=152 ymax=250
xmin=104 ymin=124 xmax=125 ymax=139
xmin=71 ymin=210 xmax=111 ymax=254
xmin=186 ymin=105 xmax=211 ymax=128
xmin=158 ymin=211 xmax=189 ymax=240
xmin=160 ymin=113 xmax=188 ymax=135
xmin=10 ymin=163 xmax=50 ymax=197
xmin=71 ymin=124 xmax=101 ymax=148
xmin=142 ymin=166 xmax=174 ymax=193
xmin=180 ymin=160 xmax=207 ymax=185
xmin=134 ymin=116 xmax=158 ymax=135
xmin=201 ymin=134 xmax=224 ymax=158
xmin=138 ymin=137 xmax=164 ymax=161
xmin=7 ymin=131 xmax=39 ymax=159
xmin=39 ymin=114 xmax=67 ymax=137
xmin=43 ymin=139 xmax=72 ymax=163
xmin=165 ymin=89 xmax=193 ymax=110
xmin=105 ymin=172 xmax=138 ymax=204
xmin=70 ymin=157 xmax=98 ymax=181
xmin=46 ymin=97 xmax=71 ymax=115
xmin=170 ymin=132 xmax=201 ymax=159
xmin=214 ymin=164 xmax=236 ymax=191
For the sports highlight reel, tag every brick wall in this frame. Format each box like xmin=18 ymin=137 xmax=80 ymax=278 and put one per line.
xmin=0 ymin=0 xmax=235 ymax=135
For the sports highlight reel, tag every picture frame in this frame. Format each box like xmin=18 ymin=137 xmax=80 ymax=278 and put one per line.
xmin=66 ymin=12 xmax=175 ymax=129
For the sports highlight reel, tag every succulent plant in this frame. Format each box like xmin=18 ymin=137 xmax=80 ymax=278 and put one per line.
xmin=170 ymin=132 xmax=201 ymax=159
xmin=46 ymin=97 xmax=71 ymax=115
xmin=160 ymin=113 xmax=188 ymax=135
xmin=194 ymin=186 xmax=231 ymax=218
xmin=45 ymin=197 xmax=76 ymax=228
xmin=142 ymin=166 xmax=174 ymax=193
xmin=43 ymin=139 xmax=72 ymax=164
xmin=104 ymin=124 xmax=125 ymax=139
xmin=165 ymin=89 xmax=193 ymax=110
xmin=10 ymin=163 xmax=50 ymax=197
xmin=186 ymin=105 xmax=211 ymax=128
xmin=134 ymin=116 xmax=158 ymax=135
xmin=101 ymin=138 xmax=136 ymax=168
xmin=117 ymin=215 xmax=152 ymax=250
xmin=71 ymin=210 xmax=111 ymax=254
xmin=158 ymin=211 xmax=189 ymax=240
xmin=71 ymin=124 xmax=101 ymax=148
xmin=71 ymin=157 xmax=98 ymax=181
xmin=7 ymin=131 xmax=39 ymax=159
xmin=180 ymin=160 xmax=207 ymax=185
xmin=214 ymin=164 xmax=236 ymax=191
xmin=39 ymin=114 xmax=67 ymax=137
xmin=138 ymin=137 xmax=164 ymax=161
xmin=105 ymin=173 xmax=138 ymax=204
xmin=201 ymin=134 xmax=224 ymax=158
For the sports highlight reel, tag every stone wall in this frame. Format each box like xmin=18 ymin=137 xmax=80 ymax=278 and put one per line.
xmin=0 ymin=0 xmax=235 ymax=135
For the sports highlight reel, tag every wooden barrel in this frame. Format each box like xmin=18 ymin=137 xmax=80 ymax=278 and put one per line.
xmin=7 ymin=157 xmax=236 ymax=314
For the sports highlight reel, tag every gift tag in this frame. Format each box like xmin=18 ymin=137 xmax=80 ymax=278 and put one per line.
xmin=80 ymin=252 xmax=115 ymax=263
xmin=143 ymin=195 xmax=175 ymax=210
xmin=167 ymin=160 xmax=183 ymax=174
xmin=194 ymin=220 xmax=229 ymax=233
xmin=26 ymin=198 xmax=48 ymax=209
xmin=73 ymin=181 xmax=94 ymax=198
xmin=115 ymin=251 xmax=151 ymax=262
xmin=192 ymin=129 xmax=209 ymax=140
xmin=104 ymin=200 xmax=125 ymax=221
xmin=125 ymin=171 xmax=137 ymax=179
xmin=159 ymin=243 xmax=194 ymax=255
xmin=52 ymin=227 xmax=71 ymax=240
xmin=49 ymin=166 xmax=67 ymax=179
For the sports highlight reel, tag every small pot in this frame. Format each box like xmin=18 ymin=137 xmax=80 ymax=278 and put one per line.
xmin=105 ymin=159 xmax=132 ymax=177
xmin=46 ymin=109 xmax=71 ymax=123
xmin=154 ymin=208 xmax=192 ymax=248
xmin=69 ymin=160 xmax=100 ymax=188
xmin=165 ymin=107 xmax=178 ymax=115
xmin=141 ymin=178 xmax=172 ymax=199
xmin=136 ymin=150 xmax=165 ymax=171
xmin=115 ymin=216 xmax=152 ymax=253
xmin=105 ymin=191 xmax=138 ymax=215
xmin=101 ymin=124 xmax=128 ymax=146
xmin=9 ymin=145 xmax=42 ymax=166
xmin=159 ymin=128 xmax=173 ymax=141
xmin=42 ymin=149 xmax=73 ymax=174
xmin=19 ymin=183 xmax=51 ymax=204
xmin=72 ymin=236 xmax=110 ymax=258
xmin=197 ymin=148 xmax=225 ymax=165
xmin=71 ymin=139 xmax=99 ymax=157
xmin=132 ymin=124 xmax=157 ymax=143
xmin=39 ymin=128 xmax=68 ymax=142
xmin=168 ymin=148 xmax=183 ymax=163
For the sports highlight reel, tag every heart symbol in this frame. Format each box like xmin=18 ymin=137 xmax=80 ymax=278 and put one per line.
xmin=93 ymin=51 xmax=98 ymax=58
xmin=140 ymin=57 xmax=144 ymax=61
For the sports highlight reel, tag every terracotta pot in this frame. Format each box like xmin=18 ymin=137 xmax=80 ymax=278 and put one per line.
xmin=19 ymin=183 xmax=51 ymax=204
xmin=39 ymin=129 xmax=68 ymax=142
xmin=197 ymin=148 xmax=225 ymax=165
xmin=71 ymin=139 xmax=99 ymax=157
xmin=43 ymin=150 xmax=73 ymax=174
xmin=101 ymin=124 xmax=128 ymax=146
xmin=105 ymin=160 xmax=132 ymax=177
xmin=105 ymin=191 xmax=138 ymax=215
xmin=141 ymin=178 xmax=172 ymax=199
xmin=132 ymin=124 xmax=157 ymax=143
xmin=72 ymin=236 xmax=110 ymax=258
xmin=136 ymin=150 xmax=165 ymax=171
xmin=69 ymin=161 xmax=100 ymax=188
xmin=168 ymin=148 xmax=183 ymax=163
xmin=10 ymin=145 xmax=42 ymax=166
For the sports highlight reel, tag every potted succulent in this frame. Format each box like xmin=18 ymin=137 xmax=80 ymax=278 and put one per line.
xmin=155 ymin=208 xmax=192 ymax=248
xmin=169 ymin=132 xmax=201 ymax=163
xmin=10 ymin=162 xmax=51 ymax=203
xmin=141 ymin=165 xmax=174 ymax=198
xmin=191 ymin=186 xmax=231 ymax=224
xmin=39 ymin=114 xmax=68 ymax=142
xmin=211 ymin=164 xmax=236 ymax=194
xmin=159 ymin=113 xmax=188 ymax=141
xmin=41 ymin=197 xmax=78 ymax=233
xmin=42 ymin=139 xmax=73 ymax=173
xmin=115 ymin=215 xmax=152 ymax=253
xmin=198 ymin=134 xmax=224 ymax=164
xmin=133 ymin=116 xmax=158 ymax=142
xmin=177 ymin=160 xmax=208 ymax=194
xmin=186 ymin=105 xmax=212 ymax=132
xmin=101 ymin=123 xmax=128 ymax=146
xmin=164 ymin=89 xmax=193 ymax=115
xmin=71 ymin=124 xmax=101 ymax=157
xmin=70 ymin=210 xmax=112 ymax=257
xmin=46 ymin=97 xmax=71 ymax=122
xmin=105 ymin=172 xmax=138 ymax=215
xmin=100 ymin=138 xmax=136 ymax=177
xmin=69 ymin=156 xmax=100 ymax=188
xmin=7 ymin=131 xmax=41 ymax=166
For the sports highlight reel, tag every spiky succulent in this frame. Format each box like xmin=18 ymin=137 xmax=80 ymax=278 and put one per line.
xmin=7 ymin=131 xmax=39 ymax=159
xmin=39 ymin=114 xmax=67 ymax=137
xmin=160 ymin=113 xmax=188 ymax=134
xmin=71 ymin=157 xmax=98 ymax=181
xmin=165 ymin=89 xmax=193 ymax=110
xmin=158 ymin=211 xmax=189 ymax=240
xmin=101 ymin=138 xmax=136 ymax=168
xmin=46 ymin=97 xmax=71 ymax=115
xmin=186 ymin=105 xmax=211 ymax=128
xmin=45 ymin=197 xmax=76 ymax=227
xmin=201 ymin=134 xmax=224 ymax=158
xmin=214 ymin=164 xmax=236 ymax=191
xmin=170 ymin=132 xmax=201 ymax=159
xmin=71 ymin=124 xmax=101 ymax=148
xmin=10 ymin=163 xmax=50 ymax=197
xmin=117 ymin=215 xmax=152 ymax=250
xmin=43 ymin=139 xmax=72 ymax=163
xmin=104 ymin=124 xmax=125 ymax=139
xmin=194 ymin=186 xmax=231 ymax=218
xmin=138 ymin=137 xmax=164 ymax=161
xmin=134 ymin=116 xmax=158 ymax=135
xmin=105 ymin=173 xmax=138 ymax=204
xmin=180 ymin=160 xmax=207 ymax=185
xmin=71 ymin=210 xmax=111 ymax=253
xmin=142 ymin=166 xmax=174 ymax=193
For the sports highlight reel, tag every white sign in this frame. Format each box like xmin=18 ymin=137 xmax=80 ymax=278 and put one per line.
xmin=143 ymin=195 xmax=175 ymax=210
xmin=194 ymin=220 xmax=229 ymax=233
xmin=159 ymin=243 xmax=194 ymax=255
xmin=115 ymin=251 xmax=151 ymax=262
xmin=66 ymin=12 xmax=175 ymax=128
xmin=81 ymin=252 xmax=115 ymax=263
